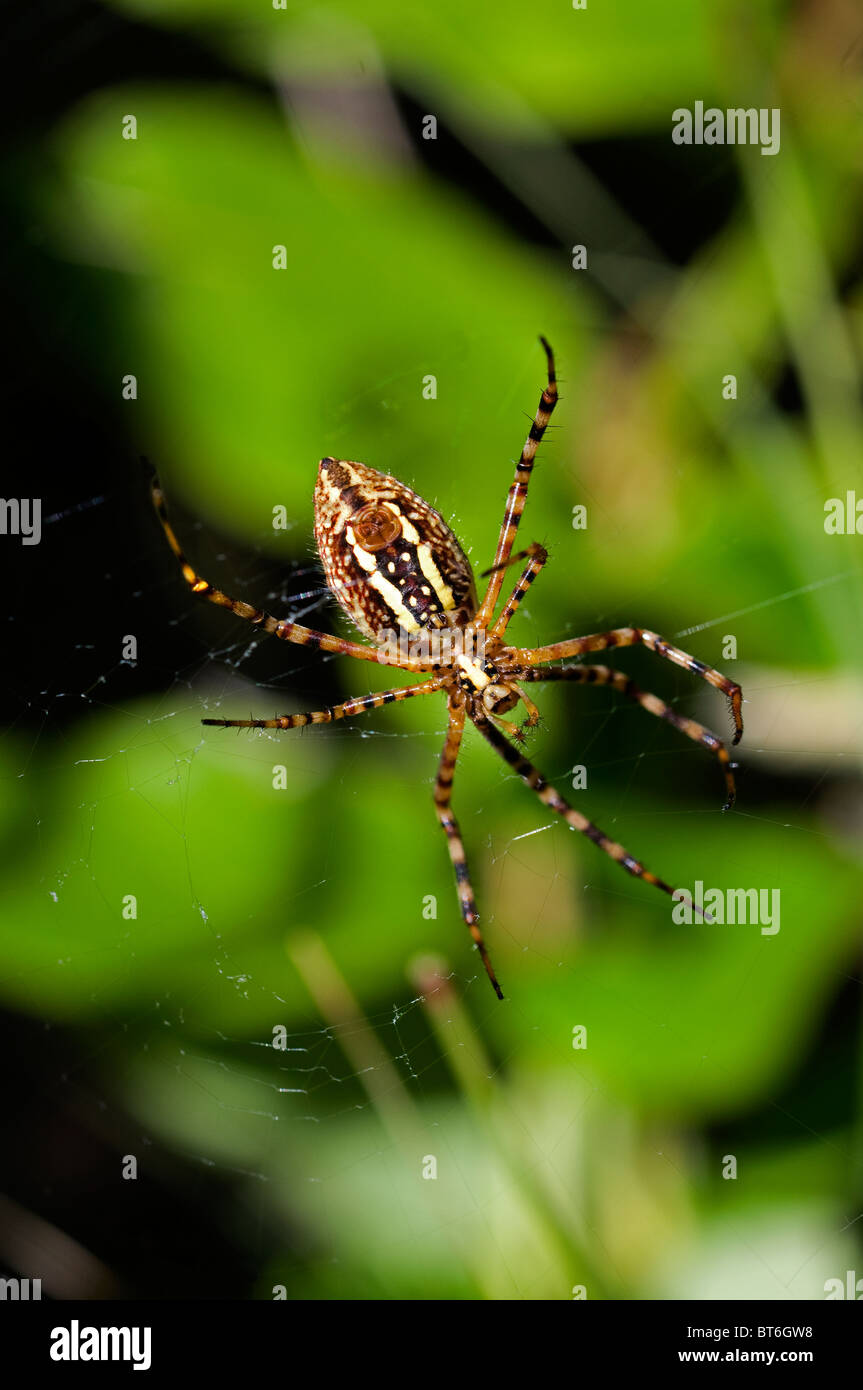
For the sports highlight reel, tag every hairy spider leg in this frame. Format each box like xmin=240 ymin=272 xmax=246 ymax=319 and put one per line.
xmin=517 ymin=663 xmax=738 ymax=810
xmin=475 ymin=337 xmax=558 ymax=627
xmin=202 ymin=677 xmax=445 ymax=729
xmin=151 ymin=480 xmax=432 ymax=673
xmin=434 ymin=701 xmax=504 ymax=999
xmin=489 ymin=543 xmax=549 ymax=639
xmin=472 ymin=710 xmax=711 ymax=921
xmin=514 ymin=627 xmax=743 ymax=744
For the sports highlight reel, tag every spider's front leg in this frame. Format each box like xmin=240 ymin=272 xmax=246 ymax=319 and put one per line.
xmin=475 ymin=337 xmax=558 ymax=628
xmin=483 ymin=543 xmax=549 ymax=639
xmin=434 ymin=699 xmax=504 ymax=999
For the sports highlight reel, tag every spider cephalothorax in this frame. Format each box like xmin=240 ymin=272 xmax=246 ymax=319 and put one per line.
xmin=153 ymin=338 xmax=744 ymax=1000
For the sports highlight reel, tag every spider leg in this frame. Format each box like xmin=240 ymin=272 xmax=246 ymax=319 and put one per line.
xmin=518 ymin=664 xmax=738 ymax=810
xmin=480 ymin=546 xmax=543 ymax=578
xmin=434 ymin=701 xmax=504 ymax=1000
xmin=513 ymin=627 xmax=743 ymax=744
xmin=475 ymin=337 xmax=558 ymax=627
xmin=488 ymin=543 xmax=548 ymax=639
xmin=202 ymin=677 xmax=444 ymax=728
xmin=472 ymin=709 xmax=705 ymax=915
xmin=151 ymin=480 xmax=429 ymax=673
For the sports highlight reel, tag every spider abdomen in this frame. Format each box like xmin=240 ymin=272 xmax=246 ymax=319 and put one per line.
xmin=314 ymin=457 xmax=477 ymax=641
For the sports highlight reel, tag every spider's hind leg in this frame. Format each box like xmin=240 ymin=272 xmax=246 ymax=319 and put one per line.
xmin=518 ymin=663 xmax=738 ymax=810
xmin=472 ymin=709 xmax=707 ymax=917
xmin=515 ymin=627 xmax=744 ymax=746
xmin=201 ymin=678 xmax=443 ymax=729
xmin=150 ymin=478 xmax=427 ymax=672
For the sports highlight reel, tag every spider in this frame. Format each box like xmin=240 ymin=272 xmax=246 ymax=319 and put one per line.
xmin=152 ymin=338 xmax=743 ymax=1000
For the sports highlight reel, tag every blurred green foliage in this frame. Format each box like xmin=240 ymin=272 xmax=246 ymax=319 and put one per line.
xmin=3 ymin=0 xmax=863 ymax=1298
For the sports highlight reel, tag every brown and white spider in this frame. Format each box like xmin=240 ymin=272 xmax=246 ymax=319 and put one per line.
xmin=152 ymin=338 xmax=743 ymax=1000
